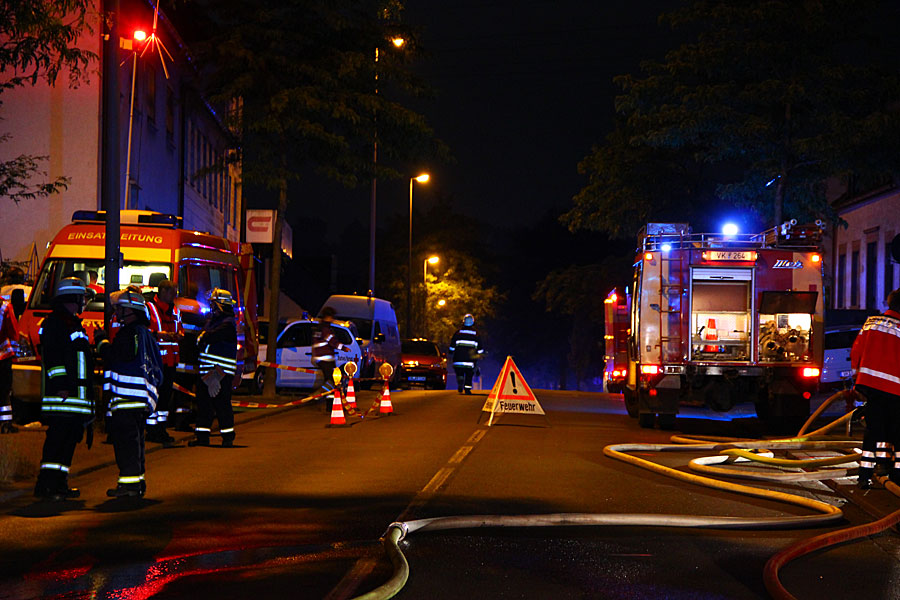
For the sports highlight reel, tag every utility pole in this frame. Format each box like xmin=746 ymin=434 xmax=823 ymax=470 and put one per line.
xmin=102 ymin=0 xmax=121 ymax=331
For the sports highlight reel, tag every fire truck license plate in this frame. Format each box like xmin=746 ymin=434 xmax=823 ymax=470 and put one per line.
xmin=708 ymin=251 xmax=754 ymax=261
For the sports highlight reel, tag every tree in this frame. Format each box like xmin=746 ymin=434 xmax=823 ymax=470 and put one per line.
xmin=0 ymin=0 xmax=96 ymax=204
xmin=185 ymin=0 xmax=445 ymax=397
xmin=567 ymin=0 xmax=900 ymax=236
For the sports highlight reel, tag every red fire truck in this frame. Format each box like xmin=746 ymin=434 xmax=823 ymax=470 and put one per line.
xmin=603 ymin=288 xmax=630 ymax=393
xmin=623 ymin=221 xmax=824 ymax=430
xmin=12 ymin=210 xmax=258 ymax=417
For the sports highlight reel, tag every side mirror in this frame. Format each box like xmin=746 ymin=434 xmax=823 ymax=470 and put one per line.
xmin=374 ymin=332 xmax=385 ymax=344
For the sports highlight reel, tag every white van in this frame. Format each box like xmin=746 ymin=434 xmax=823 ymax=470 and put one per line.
xmin=319 ymin=294 xmax=401 ymax=387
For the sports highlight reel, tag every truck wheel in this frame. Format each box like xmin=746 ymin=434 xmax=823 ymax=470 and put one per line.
xmin=638 ymin=412 xmax=655 ymax=429
xmin=623 ymin=387 xmax=639 ymax=418
xmin=658 ymin=413 xmax=677 ymax=430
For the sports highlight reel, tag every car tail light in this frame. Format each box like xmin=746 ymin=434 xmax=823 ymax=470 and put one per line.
xmin=802 ymin=367 xmax=820 ymax=378
xmin=640 ymin=365 xmax=660 ymax=375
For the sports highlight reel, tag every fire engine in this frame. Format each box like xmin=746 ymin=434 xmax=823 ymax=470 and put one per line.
xmin=12 ymin=210 xmax=258 ymax=417
xmin=624 ymin=221 xmax=824 ymax=430
xmin=603 ymin=288 xmax=630 ymax=393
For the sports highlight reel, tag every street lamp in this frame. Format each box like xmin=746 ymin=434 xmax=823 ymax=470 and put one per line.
xmin=123 ymin=29 xmax=147 ymax=209
xmin=422 ymin=255 xmax=439 ymax=339
xmin=368 ymin=36 xmax=407 ymax=295
xmin=407 ymin=173 xmax=430 ymax=336
xmin=424 ymin=255 xmax=439 ymax=283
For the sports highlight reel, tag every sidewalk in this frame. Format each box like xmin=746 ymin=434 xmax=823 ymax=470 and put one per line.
xmin=0 ymin=396 xmax=313 ymax=504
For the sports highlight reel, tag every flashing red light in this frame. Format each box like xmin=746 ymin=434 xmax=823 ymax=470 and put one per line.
xmin=802 ymin=391 xmax=812 ymax=400
xmin=702 ymin=251 xmax=708 ymax=260
xmin=811 ymin=253 xmax=821 ymax=263
xmin=801 ymin=367 xmax=820 ymax=378
xmin=609 ymin=292 xmax=617 ymax=303
xmin=649 ymin=388 xmax=658 ymax=396
xmin=640 ymin=364 xmax=660 ymax=375
xmin=134 ymin=30 xmax=147 ymax=41
xmin=644 ymin=252 xmax=653 ymax=261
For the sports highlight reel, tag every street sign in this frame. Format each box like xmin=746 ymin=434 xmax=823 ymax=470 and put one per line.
xmin=246 ymin=209 xmax=274 ymax=243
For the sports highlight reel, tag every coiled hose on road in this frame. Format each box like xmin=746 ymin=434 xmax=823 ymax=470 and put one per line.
xmin=355 ymin=390 xmax=900 ymax=600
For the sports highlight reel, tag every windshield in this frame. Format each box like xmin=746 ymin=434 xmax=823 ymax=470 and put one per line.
xmin=339 ymin=316 xmax=371 ymax=339
xmin=402 ymin=340 xmax=439 ymax=356
xmin=30 ymin=259 xmax=172 ymax=311
xmin=178 ymin=262 xmax=237 ymax=310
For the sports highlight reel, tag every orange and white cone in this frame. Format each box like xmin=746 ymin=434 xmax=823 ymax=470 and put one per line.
xmin=345 ymin=378 xmax=358 ymax=412
xmin=329 ymin=390 xmax=346 ymax=426
xmin=379 ymin=379 xmax=393 ymax=414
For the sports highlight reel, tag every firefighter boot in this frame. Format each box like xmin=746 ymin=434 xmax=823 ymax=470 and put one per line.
xmin=106 ymin=484 xmax=143 ymax=498
xmin=188 ymin=431 xmax=210 ymax=447
xmin=221 ymin=432 xmax=235 ymax=448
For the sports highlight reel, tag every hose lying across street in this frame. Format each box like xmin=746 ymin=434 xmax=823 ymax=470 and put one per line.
xmin=354 ymin=390 xmax=900 ymax=600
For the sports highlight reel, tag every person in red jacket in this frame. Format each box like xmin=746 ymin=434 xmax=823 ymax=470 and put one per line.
xmin=0 ymin=296 xmax=18 ymax=433
xmin=851 ymin=288 xmax=900 ymax=489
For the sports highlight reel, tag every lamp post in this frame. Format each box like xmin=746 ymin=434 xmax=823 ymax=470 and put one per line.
xmin=422 ymin=255 xmax=439 ymax=338
xmin=407 ymin=173 xmax=429 ymax=336
xmin=123 ymin=29 xmax=147 ymax=209
xmin=368 ymin=37 xmax=406 ymax=294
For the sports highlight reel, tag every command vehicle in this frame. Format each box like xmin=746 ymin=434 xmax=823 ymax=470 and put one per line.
xmin=12 ymin=210 xmax=258 ymax=417
xmin=624 ymin=221 xmax=825 ymax=430
xmin=603 ymin=288 xmax=629 ymax=393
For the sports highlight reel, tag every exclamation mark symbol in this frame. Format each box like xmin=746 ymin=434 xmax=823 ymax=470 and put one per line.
xmin=510 ymin=371 xmax=518 ymax=394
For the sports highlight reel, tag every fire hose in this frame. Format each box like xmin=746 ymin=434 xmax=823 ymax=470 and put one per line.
xmin=353 ymin=390 xmax=900 ymax=600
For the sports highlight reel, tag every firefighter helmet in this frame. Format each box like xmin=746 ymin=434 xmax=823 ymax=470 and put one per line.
xmin=463 ymin=313 xmax=474 ymax=327
xmin=54 ymin=277 xmax=87 ymax=299
xmin=208 ymin=288 xmax=235 ymax=313
xmin=110 ymin=288 xmax=147 ymax=311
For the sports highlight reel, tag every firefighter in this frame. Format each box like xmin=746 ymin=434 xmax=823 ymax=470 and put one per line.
xmin=33 ymin=277 xmax=94 ymax=500
xmin=312 ymin=306 xmax=351 ymax=408
xmin=96 ymin=289 xmax=162 ymax=498
xmin=0 ymin=295 xmax=17 ymax=433
xmin=448 ymin=313 xmax=484 ymax=395
xmin=173 ymin=283 xmax=203 ymax=431
xmin=189 ymin=288 xmax=238 ymax=447
xmin=145 ymin=279 xmax=180 ymax=446
xmin=852 ymin=288 xmax=900 ymax=489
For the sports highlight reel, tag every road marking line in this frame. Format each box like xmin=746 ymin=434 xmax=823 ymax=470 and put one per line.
xmin=448 ymin=446 xmax=473 ymax=464
xmin=468 ymin=429 xmax=486 ymax=444
xmin=422 ymin=467 xmax=454 ymax=494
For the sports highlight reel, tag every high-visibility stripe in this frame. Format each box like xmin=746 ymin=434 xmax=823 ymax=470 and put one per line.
xmin=858 ymin=367 xmax=900 ymax=385
xmin=70 ymin=331 xmax=89 ymax=342
xmin=220 ymin=427 xmax=234 ymax=433
xmin=453 ymin=361 xmax=475 ymax=368
xmin=40 ymin=463 xmax=70 ymax=472
xmin=195 ymin=427 xmax=211 ymax=433
xmin=109 ymin=399 xmax=149 ymax=411
xmin=48 ymin=366 xmax=67 ymax=378
xmin=455 ymin=340 xmax=478 ymax=347
xmin=118 ymin=475 xmax=143 ymax=484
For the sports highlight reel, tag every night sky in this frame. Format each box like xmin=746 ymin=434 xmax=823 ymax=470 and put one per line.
xmin=299 ymin=1 xmax=680 ymax=240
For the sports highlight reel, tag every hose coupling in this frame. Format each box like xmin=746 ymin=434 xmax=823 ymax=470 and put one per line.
xmin=382 ymin=521 xmax=409 ymax=543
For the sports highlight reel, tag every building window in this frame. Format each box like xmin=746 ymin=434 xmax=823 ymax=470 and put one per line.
xmin=837 ymin=253 xmax=846 ymax=309
xmin=866 ymin=241 xmax=877 ymax=309
xmin=145 ymin=63 xmax=157 ymax=125
xmin=166 ymin=86 xmax=175 ymax=144
xmin=851 ymin=249 xmax=860 ymax=307
xmin=887 ymin=241 xmax=896 ymax=300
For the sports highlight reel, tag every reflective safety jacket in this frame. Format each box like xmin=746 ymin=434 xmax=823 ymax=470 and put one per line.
xmin=0 ymin=299 xmax=17 ymax=361
xmin=174 ymin=297 xmax=202 ymax=374
xmin=148 ymin=295 xmax=181 ymax=368
xmin=852 ymin=309 xmax=900 ymax=397
xmin=98 ymin=322 xmax=163 ymax=412
xmin=449 ymin=327 xmax=484 ymax=370
xmin=312 ymin=322 xmax=346 ymax=365
xmin=39 ymin=307 xmax=94 ymax=418
xmin=198 ymin=313 xmax=238 ymax=378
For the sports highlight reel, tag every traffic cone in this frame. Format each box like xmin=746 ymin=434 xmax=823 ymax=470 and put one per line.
xmin=329 ymin=390 xmax=346 ymax=426
xmin=703 ymin=318 xmax=718 ymax=352
xmin=379 ymin=379 xmax=393 ymax=415
xmin=345 ymin=378 xmax=357 ymax=412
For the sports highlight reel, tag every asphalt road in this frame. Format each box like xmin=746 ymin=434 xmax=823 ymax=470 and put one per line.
xmin=0 ymin=388 xmax=898 ymax=599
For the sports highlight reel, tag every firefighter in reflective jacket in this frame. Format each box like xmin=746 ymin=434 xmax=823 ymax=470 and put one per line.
xmin=448 ymin=313 xmax=484 ymax=395
xmin=96 ymin=289 xmax=163 ymax=498
xmin=33 ymin=278 xmax=94 ymax=500
xmin=145 ymin=279 xmax=180 ymax=445
xmin=852 ymin=288 xmax=900 ymax=489
xmin=0 ymin=296 xmax=18 ymax=433
xmin=189 ymin=288 xmax=238 ymax=447
xmin=173 ymin=283 xmax=203 ymax=431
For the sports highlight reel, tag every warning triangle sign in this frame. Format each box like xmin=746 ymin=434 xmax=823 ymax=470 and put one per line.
xmin=481 ymin=356 xmax=544 ymax=426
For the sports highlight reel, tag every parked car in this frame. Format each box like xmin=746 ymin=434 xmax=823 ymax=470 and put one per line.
xmin=267 ymin=318 xmax=363 ymax=390
xmin=821 ymin=325 xmax=861 ymax=391
xmin=242 ymin=317 xmax=289 ymax=394
xmin=319 ymin=294 xmax=401 ymax=388
xmin=398 ymin=338 xmax=447 ymax=390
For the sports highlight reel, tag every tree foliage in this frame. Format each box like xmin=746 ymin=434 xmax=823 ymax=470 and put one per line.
xmin=566 ymin=0 xmax=900 ymax=236
xmin=0 ymin=0 xmax=96 ymax=204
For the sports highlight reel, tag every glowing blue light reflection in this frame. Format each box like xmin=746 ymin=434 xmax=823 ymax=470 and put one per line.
xmin=660 ymin=243 xmax=672 ymax=252
xmin=722 ymin=223 xmax=739 ymax=236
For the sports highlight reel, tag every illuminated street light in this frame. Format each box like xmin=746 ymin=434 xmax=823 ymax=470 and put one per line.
xmin=424 ymin=255 xmax=439 ymax=283
xmin=436 ymin=299 xmax=446 ymax=308
xmin=392 ymin=37 xmax=406 ymax=48
xmin=407 ymin=172 xmax=430 ymax=336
